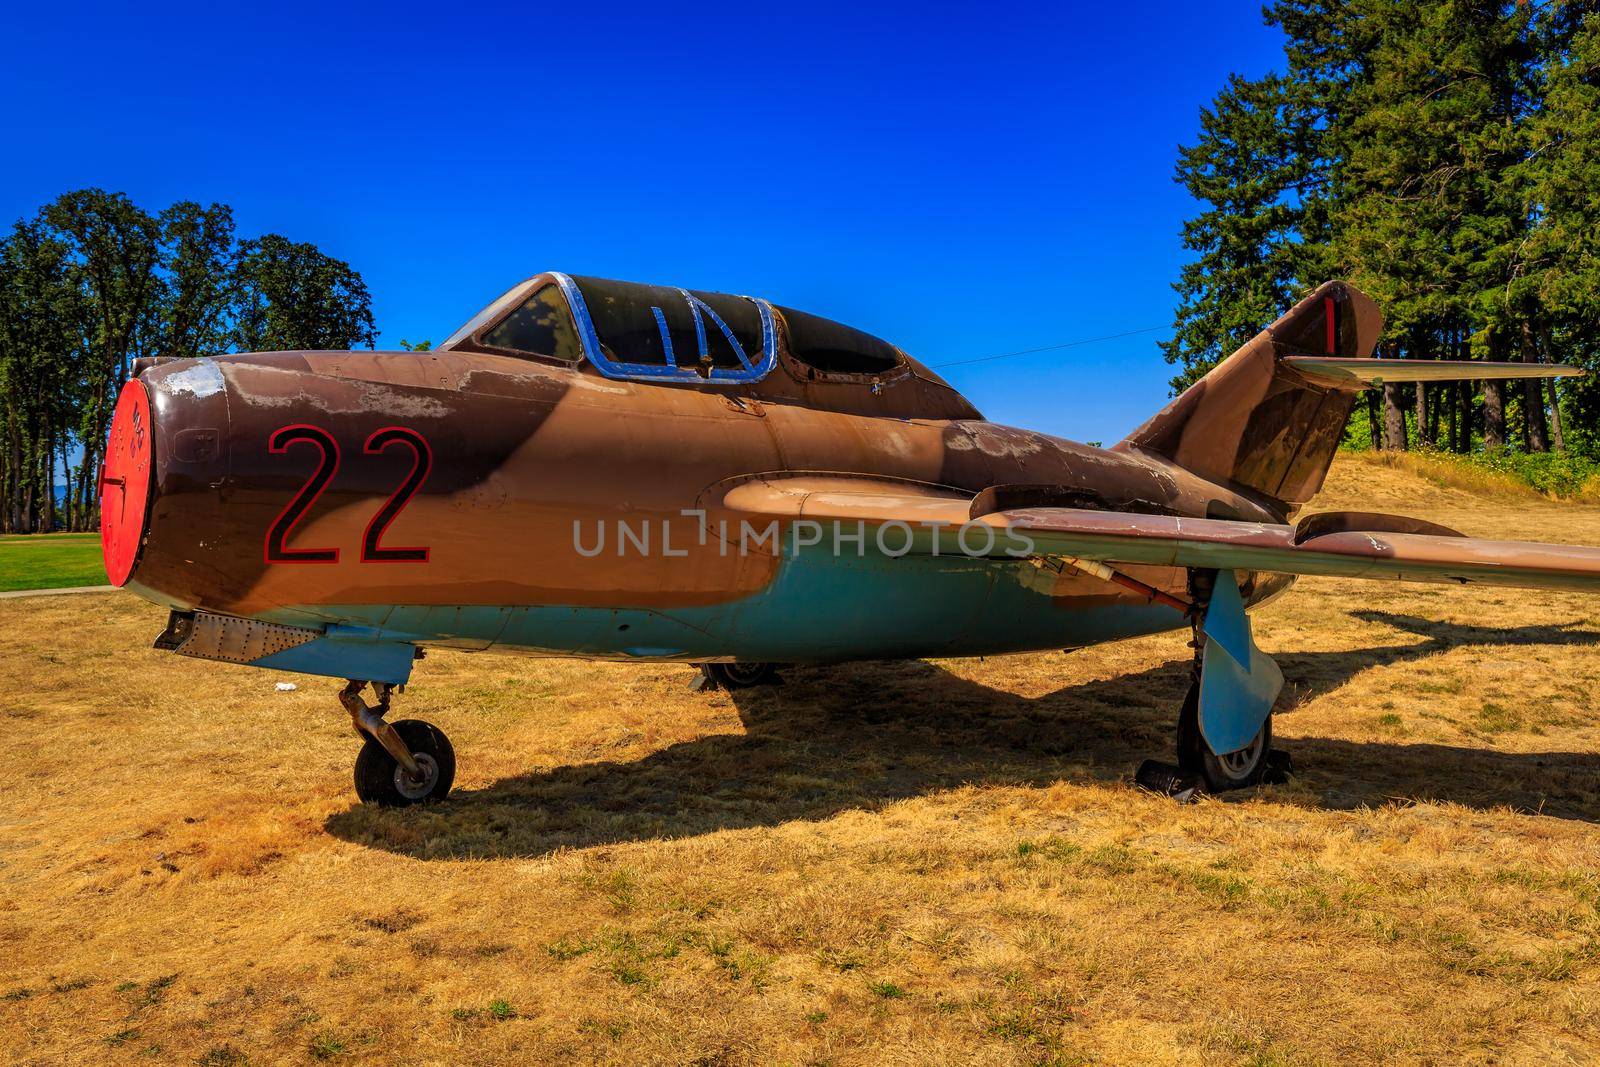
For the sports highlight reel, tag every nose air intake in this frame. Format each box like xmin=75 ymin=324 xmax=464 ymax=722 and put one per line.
xmin=101 ymin=379 xmax=155 ymax=586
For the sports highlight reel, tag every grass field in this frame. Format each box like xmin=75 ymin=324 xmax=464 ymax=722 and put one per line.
xmin=0 ymin=533 xmax=106 ymax=592
xmin=2 ymin=455 xmax=1599 ymax=1064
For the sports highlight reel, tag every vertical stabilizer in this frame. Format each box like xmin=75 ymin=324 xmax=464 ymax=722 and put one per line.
xmin=1117 ymin=281 xmax=1384 ymax=513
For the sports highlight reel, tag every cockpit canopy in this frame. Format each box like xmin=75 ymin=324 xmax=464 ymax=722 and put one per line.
xmin=441 ymin=272 xmax=908 ymax=385
xmin=776 ymin=304 xmax=903 ymax=377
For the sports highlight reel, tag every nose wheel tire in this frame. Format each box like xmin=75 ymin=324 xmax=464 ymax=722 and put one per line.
xmin=1175 ymin=682 xmax=1272 ymax=792
xmin=354 ymin=719 xmax=456 ymax=806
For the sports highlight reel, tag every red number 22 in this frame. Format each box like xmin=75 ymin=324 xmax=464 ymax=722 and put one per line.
xmin=265 ymin=424 xmax=432 ymax=565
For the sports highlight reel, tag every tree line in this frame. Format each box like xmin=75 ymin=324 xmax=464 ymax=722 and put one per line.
xmin=1165 ymin=0 xmax=1600 ymax=456
xmin=0 ymin=189 xmax=377 ymax=532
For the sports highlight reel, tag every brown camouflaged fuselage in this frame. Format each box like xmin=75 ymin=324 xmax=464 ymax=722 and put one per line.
xmin=109 ymin=279 xmax=1381 ymax=663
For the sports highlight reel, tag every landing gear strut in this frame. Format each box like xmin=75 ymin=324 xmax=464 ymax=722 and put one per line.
xmin=341 ymin=680 xmax=455 ymax=806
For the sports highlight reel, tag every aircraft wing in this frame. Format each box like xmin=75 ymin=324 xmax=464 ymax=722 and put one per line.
xmin=980 ymin=508 xmax=1600 ymax=591
xmin=716 ymin=477 xmax=1600 ymax=592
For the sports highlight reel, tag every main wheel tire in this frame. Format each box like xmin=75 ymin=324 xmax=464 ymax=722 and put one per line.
xmin=1175 ymin=682 xmax=1271 ymax=792
xmin=703 ymin=662 xmax=780 ymax=689
xmin=354 ymin=719 xmax=456 ymax=807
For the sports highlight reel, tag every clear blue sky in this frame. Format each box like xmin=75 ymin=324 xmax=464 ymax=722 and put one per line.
xmin=2 ymin=1 xmax=1284 ymax=445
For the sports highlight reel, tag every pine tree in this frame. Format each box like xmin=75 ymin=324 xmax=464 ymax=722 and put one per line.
xmin=1167 ymin=0 xmax=1585 ymax=458
xmin=1331 ymin=2 xmax=1537 ymax=450
xmin=1161 ymin=74 xmax=1314 ymax=390
xmin=1524 ymin=4 xmax=1600 ymax=450
xmin=1164 ymin=0 xmax=1377 ymax=391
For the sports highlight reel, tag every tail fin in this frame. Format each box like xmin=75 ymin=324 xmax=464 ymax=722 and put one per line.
xmin=1118 ymin=280 xmax=1383 ymax=512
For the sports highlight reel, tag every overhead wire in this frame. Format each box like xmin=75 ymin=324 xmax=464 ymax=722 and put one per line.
xmin=931 ymin=325 xmax=1168 ymax=369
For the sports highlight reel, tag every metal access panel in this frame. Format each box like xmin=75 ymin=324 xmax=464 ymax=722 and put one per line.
xmin=155 ymin=610 xmax=323 ymax=664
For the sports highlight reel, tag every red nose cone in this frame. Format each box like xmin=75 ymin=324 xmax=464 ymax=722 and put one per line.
xmin=101 ymin=380 xmax=153 ymax=586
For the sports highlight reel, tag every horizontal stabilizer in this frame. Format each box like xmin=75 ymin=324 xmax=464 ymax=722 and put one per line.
xmin=1285 ymin=357 xmax=1584 ymax=389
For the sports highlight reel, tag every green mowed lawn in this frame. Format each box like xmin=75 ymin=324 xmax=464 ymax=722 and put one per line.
xmin=0 ymin=533 xmax=107 ymax=591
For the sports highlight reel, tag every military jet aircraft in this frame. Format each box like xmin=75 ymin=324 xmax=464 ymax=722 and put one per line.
xmin=99 ymin=274 xmax=1598 ymax=805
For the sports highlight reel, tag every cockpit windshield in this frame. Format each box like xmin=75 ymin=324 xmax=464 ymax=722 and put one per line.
xmin=439 ymin=271 xmax=981 ymax=418
xmin=439 ymin=279 xmax=537 ymax=350
xmin=480 ymin=284 xmax=582 ymax=361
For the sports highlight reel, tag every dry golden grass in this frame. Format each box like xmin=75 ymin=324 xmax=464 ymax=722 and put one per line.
xmin=1355 ymin=449 xmax=1544 ymax=501
xmin=1356 ymin=447 xmax=1600 ymax=505
xmin=3 ymin=453 xmax=1600 ymax=1065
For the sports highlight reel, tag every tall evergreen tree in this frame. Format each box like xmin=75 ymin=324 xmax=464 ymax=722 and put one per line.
xmin=1162 ymin=74 xmax=1313 ymax=390
xmin=1168 ymin=0 xmax=1585 ymax=460
xmin=1332 ymin=2 xmax=1537 ymax=449
xmin=1524 ymin=4 xmax=1600 ymax=451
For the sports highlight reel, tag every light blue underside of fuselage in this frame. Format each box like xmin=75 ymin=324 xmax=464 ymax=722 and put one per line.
xmin=242 ymin=546 xmax=1194 ymax=684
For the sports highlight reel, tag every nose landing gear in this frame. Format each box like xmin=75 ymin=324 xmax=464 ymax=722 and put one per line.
xmin=340 ymin=680 xmax=455 ymax=806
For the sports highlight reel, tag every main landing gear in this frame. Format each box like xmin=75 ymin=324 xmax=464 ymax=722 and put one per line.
xmin=690 ymin=662 xmax=782 ymax=691
xmin=1136 ymin=673 xmax=1286 ymax=801
xmin=1135 ymin=569 xmax=1292 ymax=799
xmin=1174 ymin=673 xmax=1276 ymax=791
xmin=341 ymin=680 xmax=455 ymax=806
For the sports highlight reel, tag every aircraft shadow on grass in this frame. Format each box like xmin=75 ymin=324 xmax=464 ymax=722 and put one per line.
xmin=325 ymin=612 xmax=1600 ymax=858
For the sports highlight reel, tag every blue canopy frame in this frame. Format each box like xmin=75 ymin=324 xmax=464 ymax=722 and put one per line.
xmin=549 ymin=271 xmax=778 ymax=385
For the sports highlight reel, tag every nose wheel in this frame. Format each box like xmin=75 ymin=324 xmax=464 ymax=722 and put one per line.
xmin=354 ymin=719 xmax=455 ymax=806
xmin=340 ymin=680 xmax=455 ymax=806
